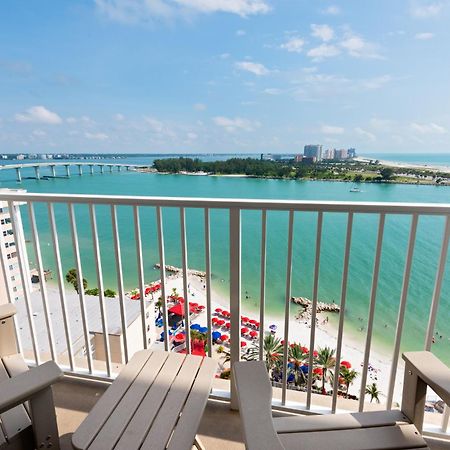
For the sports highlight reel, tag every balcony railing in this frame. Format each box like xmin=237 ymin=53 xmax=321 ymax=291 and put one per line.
xmin=0 ymin=191 xmax=449 ymax=437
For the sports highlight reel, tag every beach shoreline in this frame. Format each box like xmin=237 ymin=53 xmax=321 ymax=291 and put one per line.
xmin=160 ymin=271 xmax=401 ymax=404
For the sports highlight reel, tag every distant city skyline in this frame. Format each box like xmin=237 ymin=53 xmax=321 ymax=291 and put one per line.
xmin=1 ymin=0 xmax=450 ymax=154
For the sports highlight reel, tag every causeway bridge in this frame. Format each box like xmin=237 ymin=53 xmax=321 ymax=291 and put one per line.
xmin=0 ymin=162 xmax=152 ymax=182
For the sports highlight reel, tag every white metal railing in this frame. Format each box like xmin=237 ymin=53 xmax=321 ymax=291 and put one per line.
xmin=0 ymin=191 xmax=449 ymax=434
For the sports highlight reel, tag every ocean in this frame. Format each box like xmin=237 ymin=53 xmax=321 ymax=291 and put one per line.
xmin=0 ymin=155 xmax=449 ymax=364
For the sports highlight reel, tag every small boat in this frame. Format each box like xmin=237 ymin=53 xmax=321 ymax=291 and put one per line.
xmin=350 ymin=187 xmax=361 ymax=193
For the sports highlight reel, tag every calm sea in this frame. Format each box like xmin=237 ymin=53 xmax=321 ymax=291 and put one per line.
xmin=0 ymin=156 xmax=449 ymax=362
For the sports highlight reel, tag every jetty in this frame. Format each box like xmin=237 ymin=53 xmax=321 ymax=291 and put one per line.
xmin=154 ymin=264 xmax=206 ymax=278
xmin=291 ymin=296 xmax=340 ymax=321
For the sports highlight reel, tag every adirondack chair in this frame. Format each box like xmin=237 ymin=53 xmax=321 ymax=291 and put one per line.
xmin=0 ymin=304 xmax=63 ymax=450
xmin=233 ymin=352 xmax=450 ymax=450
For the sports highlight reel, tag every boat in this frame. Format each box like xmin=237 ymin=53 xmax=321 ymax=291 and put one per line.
xmin=350 ymin=186 xmax=362 ymax=193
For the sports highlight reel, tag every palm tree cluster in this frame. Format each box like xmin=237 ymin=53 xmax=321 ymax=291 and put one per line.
xmin=243 ymin=335 xmax=363 ymax=399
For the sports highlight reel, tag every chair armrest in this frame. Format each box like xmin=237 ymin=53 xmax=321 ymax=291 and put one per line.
xmin=0 ymin=304 xmax=16 ymax=320
xmin=402 ymin=351 xmax=450 ymax=405
xmin=232 ymin=361 xmax=284 ymax=450
xmin=0 ymin=361 xmax=63 ymax=414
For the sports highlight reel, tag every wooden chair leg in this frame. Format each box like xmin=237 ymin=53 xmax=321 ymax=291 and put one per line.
xmin=29 ymin=387 xmax=60 ymax=450
xmin=194 ymin=435 xmax=206 ymax=450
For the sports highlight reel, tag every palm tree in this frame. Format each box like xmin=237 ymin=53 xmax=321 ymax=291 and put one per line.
xmin=315 ymin=346 xmax=336 ymax=393
xmin=216 ymin=345 xmax=230 ymax=364
xmin=288 ymin=343 xmax=309 ymax=387
xmin=246 ymin=334 xmax=283 ymax=372
xmin=365 ymin=383 xmax=381 ymax=403
xmin=65 ymin=268 xmax=88 ymax=294
xmin=340 ymin=366 xmax=358 ymax=398
xmin=155 ymin=297 xmax=163 ymax=318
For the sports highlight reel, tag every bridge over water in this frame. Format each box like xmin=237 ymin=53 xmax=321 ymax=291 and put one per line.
xmin=0 ymin=162 xmax=152 ymax=181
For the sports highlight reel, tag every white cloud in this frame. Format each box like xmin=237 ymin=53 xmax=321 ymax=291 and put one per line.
xmin=235 ymin=61 xmax=270 ymax=76
xmin=307 ymin=44 xmax=340 ymax=61
xmin=144 ymin=116 xmax=165 ymax=132
xmin=263 ymin=88 xmax=282 ymax=95
xmin=321 ymin=5 xmax=341 ymax=16
xmin=236 ymin=29 xmax=246 ymax=36
xmin=340 ymin=32 xmax=382 ymax=59
xmin=410 ymin=122 xmax=447 ymax=134
xmin=415 ymin=32 xmax=435 ymax=39
xmin=187 ymin=132 xmax=198 ymax=140
xmin=410 ymin=2 xmax=443 ymax=18
xmin=175 ymin=0 xmax=270 ymax=16
xmin=15 ymin=106 xmax=62 ymax=125
xmin=311 ymin=24 xmax=334 ymax=42
xmin=355 ymin=127 xmax=376 ymax=142
xmin=219 ymin=53 xmax=230 ymax=59
xmin=280 ymin=37 xmax=305 ymax=53
xmin=66 ymin=115 xmax=94 ymax=125
xmin=95 ymin=0 xmax=270 ymax=23
xmin=322 ymin=5 xmax=340 ymax=15
xmin=321 ymin=124 xmax=344 ymax=135
xmin=361 ymin=75 xmax=392 ymax=90
xmin=32 ymin=130 xmax=47 ymax=137
xmin=85 ymin=132 xmax=109 ymax=140
xmin=194 ymin=103 xmax=207 ymax=111
xmin=213 ymin=116 xmax=261 ymax=132
xmin=115 ymin=113 xmax=125 ymax=121
xmin=369 ymin=118 xmax=394 ymax=132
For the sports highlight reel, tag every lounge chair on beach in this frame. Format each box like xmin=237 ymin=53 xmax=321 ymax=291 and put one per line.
xmin=233 ymin=352 xmax=450 ymax=450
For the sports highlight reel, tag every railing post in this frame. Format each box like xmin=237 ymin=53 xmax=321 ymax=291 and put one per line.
xmin=229 ymin=207 xmax=241 ymax=410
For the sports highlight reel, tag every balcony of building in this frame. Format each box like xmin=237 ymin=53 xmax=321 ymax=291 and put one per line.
xmin=0 ymin=190 xmax=449 ymax=448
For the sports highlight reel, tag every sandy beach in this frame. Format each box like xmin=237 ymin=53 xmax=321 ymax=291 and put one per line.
xmin=354 ymin=156 xmax=450 ymax=174
xmin=156 ymin=271 xmax=403 ymax=405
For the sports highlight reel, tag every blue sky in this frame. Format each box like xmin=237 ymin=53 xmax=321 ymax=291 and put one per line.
xmin=0 ymin=0 xmax=449 ymax=154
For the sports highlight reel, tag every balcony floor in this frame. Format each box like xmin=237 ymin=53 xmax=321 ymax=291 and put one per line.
xmin=54 ymin=377 xmax=449 ymax=450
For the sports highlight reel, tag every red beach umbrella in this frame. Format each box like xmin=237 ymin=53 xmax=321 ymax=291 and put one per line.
xmin=240 ymin=341 xmax=247 ymax=347
xmin=217 ymin=319 xmax=225 ymax=326
xmin=241 ymin=327 xmax=249 ymax=334
xmin=215 ymin=307 xmax=222 ymax=313
xmin=249 ymin=330 xmax=258 ymax=338
xmin=220 ymin=335 xmax=229 ymax=342
xmin=225 ymin=322 xmax=231 ymax=329
xmin=174 ymin=333 xmax=185 ymax=342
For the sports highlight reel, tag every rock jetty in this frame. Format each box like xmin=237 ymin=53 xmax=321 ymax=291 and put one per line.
xmin=291 ymin=296 xmax=340 ymax=321
xmin=154 ymin=264 xmax=206 ymax=278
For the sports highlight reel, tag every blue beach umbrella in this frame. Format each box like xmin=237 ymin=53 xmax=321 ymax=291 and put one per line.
xmin=190 ymin=323 xmax=201 ymax=330
xmin=212 ymin=331 xmax=221 ymax=340
xmin=199 ymin=327 xmax=208 ymax=334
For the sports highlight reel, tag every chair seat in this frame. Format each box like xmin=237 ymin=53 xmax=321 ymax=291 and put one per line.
xmin=0 ymin=355 xmax=31 ymax=445
xmin=278 ymin=423 xmax=429 ymax=450
xmin=274 ymin=409 xmax=410 ymax=433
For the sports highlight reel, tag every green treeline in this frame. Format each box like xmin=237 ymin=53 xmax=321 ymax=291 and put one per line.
xmin=153 ymin=157 xmax=345 ymax=179
xmin=152 ymin=157 xmax=390 ymax=181
xmin=152 ymin=157 xmax=450 ymax=184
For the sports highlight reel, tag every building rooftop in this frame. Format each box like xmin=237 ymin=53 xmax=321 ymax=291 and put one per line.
xmin=16 ymin=287 xmax=151 ymax=356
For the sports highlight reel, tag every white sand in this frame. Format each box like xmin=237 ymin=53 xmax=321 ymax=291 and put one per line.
xmin=159 ymin=273 xmax=403 ymax=404
xmin=354 ymin=156 xmax=450 ymax=174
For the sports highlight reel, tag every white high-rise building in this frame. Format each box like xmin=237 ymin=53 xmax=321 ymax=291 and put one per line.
xmin=0 ymin=189 xmax=30 ymax=305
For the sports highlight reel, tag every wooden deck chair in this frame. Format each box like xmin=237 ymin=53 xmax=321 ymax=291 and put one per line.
xmin=0 ymin=304 xmax=63 ymax=450
xmin=233 ymin=351 xmax=450 ymax=450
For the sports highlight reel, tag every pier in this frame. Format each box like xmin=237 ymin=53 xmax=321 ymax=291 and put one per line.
xmin=0 ymin=162 xmax=149 ymax=182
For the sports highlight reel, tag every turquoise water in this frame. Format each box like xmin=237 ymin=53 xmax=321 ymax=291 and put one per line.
xmin=1 ymin=163 xmax=449 ymax=363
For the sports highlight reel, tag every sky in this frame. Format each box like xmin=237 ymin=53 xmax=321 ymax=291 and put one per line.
xmin=0 ymin=0 xmax=450 ymax=155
